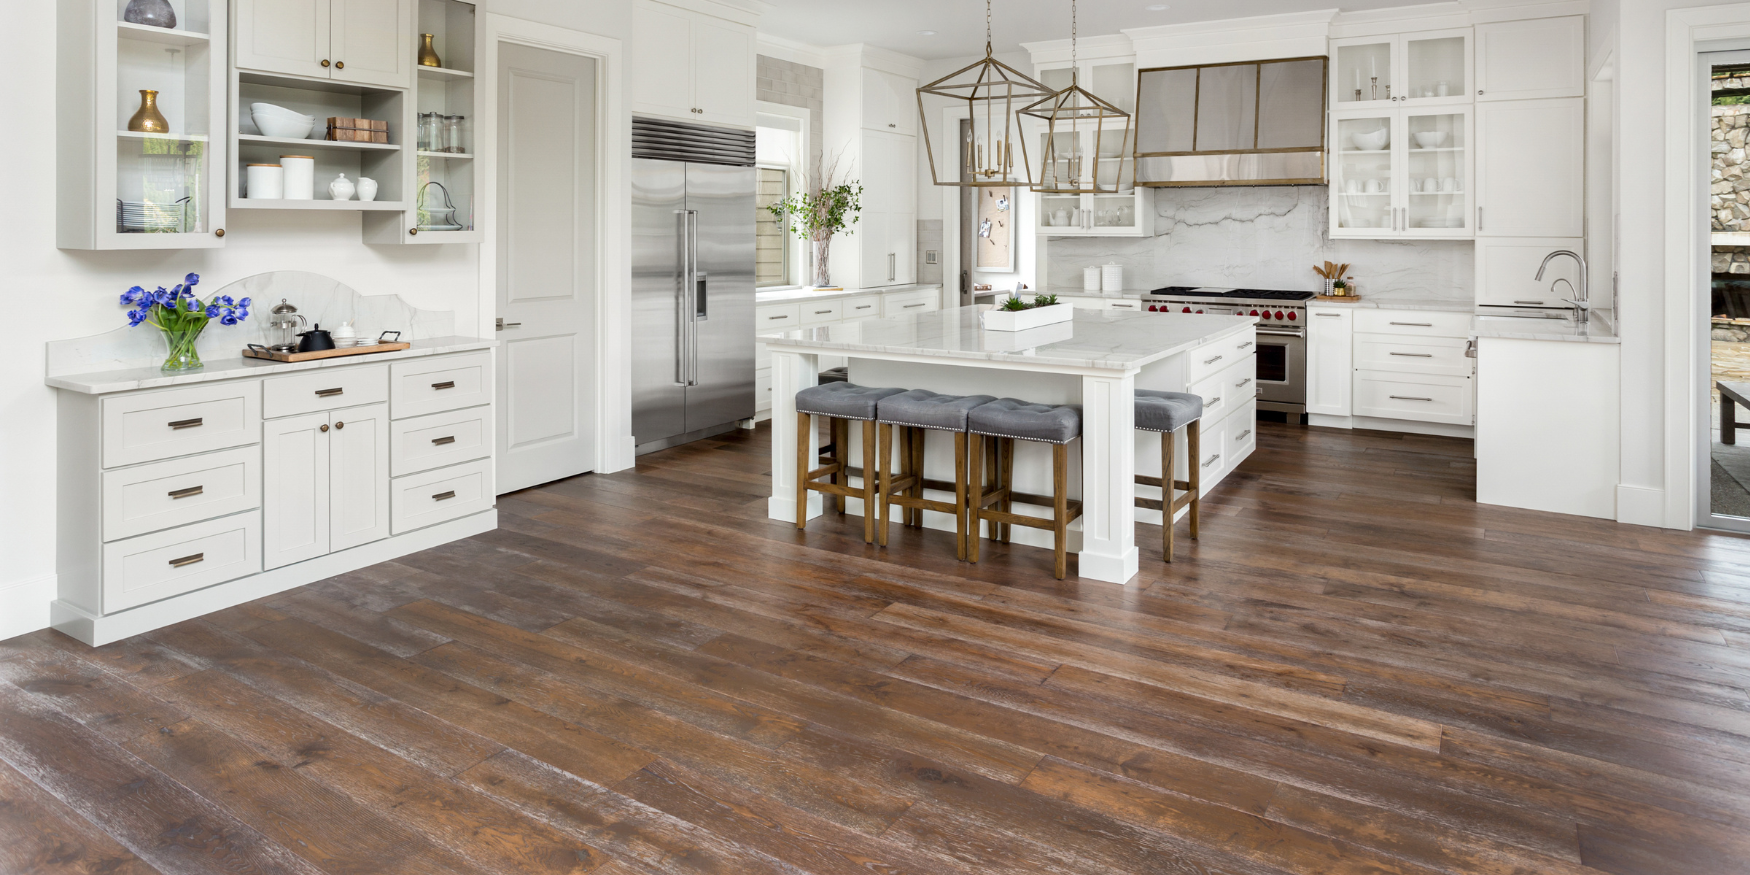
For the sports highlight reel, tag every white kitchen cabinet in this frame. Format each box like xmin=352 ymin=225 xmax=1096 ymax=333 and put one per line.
xmin=1331 ymin=28 xmax=1472 ymax=110
xmin=1476 ymin=98 xmax=1584 ymax=238
xmin=263 ymin=403 xmax=386 ymax=569
xmin=1348 ymin=308 xmax=1474 ymax=429
xmin=630 ymin=0 xmax=755 ymax=127
xmin=329 ymin=403 xmax=392 ymax=551
xmin=1306 ymin=306 xmax=1353 ymax=417
xmin=1331 ymin=106 xmax=1472 ymax=239
xmin=1476 ymin=237 xmax=1585 ymax=309
xmin=848 ymin=128 xmax=917 ymax=288
xmin=752 ymin=286 xmax=945 ymax=417
xmin=233 ymin=0 xmax=413 ymax=89
xmin=824 ymin=51 xmax=922 ymax=290
xmin=1037 ymin=59 xmax=1137 ymax=115
xmin=861 ymin=68 xmax=917 ymax=135
xmin=1475 ymin=17 xmax=1585 ymax=102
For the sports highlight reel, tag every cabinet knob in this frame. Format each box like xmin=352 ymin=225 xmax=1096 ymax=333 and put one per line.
xmin=409 ymin=228 xmax=418 ymax=235
xmin=1477 ymin=89 xmax=1483 ymax=95
xmin=319 ymin=424 xmax=330 ymax=432
xmin=335 ymin=61 xmax=344 ymax=69
xmin=335 ymin=421 xmax=345 ymax=429
xmin=214 ymin=228 xmax=225 ymax=237
xmin=321 ymin=59 xmax=330 ymax=67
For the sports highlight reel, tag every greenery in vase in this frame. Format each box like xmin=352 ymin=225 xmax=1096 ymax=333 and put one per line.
xmin=764 ymin=155 xmax=862 ymax=287
xmin=119 ymin=274 xmax=252 ymax=371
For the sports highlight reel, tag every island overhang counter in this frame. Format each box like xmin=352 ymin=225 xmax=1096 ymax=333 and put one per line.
xmin=763 ymin=305 xmax=1259 ymax=585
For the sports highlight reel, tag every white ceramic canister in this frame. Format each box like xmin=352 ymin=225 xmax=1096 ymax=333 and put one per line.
xmin=356 ymin=177 xmax=378 ymax=202
xmin=328 ymin=173 xmax=356 ymax=201
xmin=1083 ymin=266 xmax=1101 ymax=291
xmin=245 ymin=163 xmax=284 ymax=199
xmin=1101 ymin=262 xmax=1124 ymax=293
xmin=280 ymin=155 xmax=314 ymax=200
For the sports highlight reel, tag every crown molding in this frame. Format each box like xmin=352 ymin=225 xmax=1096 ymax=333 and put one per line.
xmin=819 ymin=43 xmax=928 ymax=78
xmin=1125 ymin=9 xmax=1338 ymax=67
xmin=1019 ymin=33 xmax=1134 ymax=65
xmin=757 ymin=32 xmax=831 ymax=69
xmin=651 ymin=0 xmax=772 ymax=28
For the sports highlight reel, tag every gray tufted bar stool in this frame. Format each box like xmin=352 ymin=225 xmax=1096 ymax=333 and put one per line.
xmin=966 ymin=399 xmax=1085 ymax=579
xmin=1132 ymin=390 xmax=1204 ymax=562
xmin=794 ymin=382 xmax=905 ymax=543
xmin=873 ymin=390 xmax=996 ymax=560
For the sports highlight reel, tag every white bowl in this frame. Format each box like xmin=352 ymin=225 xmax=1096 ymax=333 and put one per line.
xmin=254 ymin=114 xmax=313 ymax=139
xmin=1350 ymin=129 xmax=1388 ymax=151
xmin=1413 ymin=131 xmax=1449 ymax=149
xmin=252 ymin=102 xmax=311 ymax=120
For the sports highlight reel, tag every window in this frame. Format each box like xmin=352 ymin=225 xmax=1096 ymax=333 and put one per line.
xmin=756 ymin=167 xmax=789 ymax=288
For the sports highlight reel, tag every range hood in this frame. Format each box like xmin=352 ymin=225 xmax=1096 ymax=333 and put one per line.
xmin=1134 ymin=56 xmax=1327 ymax=187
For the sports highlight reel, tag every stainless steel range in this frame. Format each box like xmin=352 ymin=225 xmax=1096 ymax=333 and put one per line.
xmin=1141 ymin=286 xmax=1313 ymax=418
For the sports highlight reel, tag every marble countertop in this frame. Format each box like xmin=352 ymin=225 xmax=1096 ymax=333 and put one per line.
xmin=48 ymin=336 xmax=497 ymax=394
xmin=763 ymin=305 xmax=1255 ymax=372
xmin=1473 ymin=310 xmax=1619 ymax=344
xmin=756 ymin=284 xmax=942 ymax=304
xmin=1309 ymin=296 xmax=1475 ymax=312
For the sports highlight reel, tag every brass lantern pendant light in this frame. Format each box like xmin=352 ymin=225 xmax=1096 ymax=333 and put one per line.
xmin=1024 ymin=0 xmax=1133 ymax=194
xmin=916 ymin=0 xmax=1055 ymax=188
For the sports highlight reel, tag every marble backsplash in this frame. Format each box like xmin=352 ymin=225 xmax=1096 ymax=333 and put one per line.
xmin=1046 ymin=186 xmax=1473 ymax=305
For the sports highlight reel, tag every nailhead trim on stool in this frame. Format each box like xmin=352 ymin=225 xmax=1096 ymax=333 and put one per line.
xmin=874 ymin=390 xmax=995 ymax=559
xmin=965 ymin=399 xmax=1085 ymax=579
xmin=795 ymin=382 xmax=904 ymax=544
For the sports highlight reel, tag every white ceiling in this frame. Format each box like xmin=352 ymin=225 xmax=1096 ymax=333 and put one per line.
xmin=756 ymin=0 xmax=1449 ymax=61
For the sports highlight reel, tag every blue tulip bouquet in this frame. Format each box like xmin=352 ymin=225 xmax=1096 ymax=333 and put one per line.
xmin=120 ymin=274 xmax=251 ymax=371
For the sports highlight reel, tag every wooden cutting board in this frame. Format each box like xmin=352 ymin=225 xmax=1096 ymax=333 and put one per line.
xmin=242 ymin=342 xmax=411 ymax=363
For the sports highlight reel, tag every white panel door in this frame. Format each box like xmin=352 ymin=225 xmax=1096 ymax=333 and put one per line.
xmin=631 ymin=1 xmax=695 ymax=119
xmin=233 ymin=0 xmax=331 ymax=79
xmin=1476 ymin=98 xmax=1584 ymax=237
xmin=495 ymin=41 xmax=599 ymax=492
xmin=1306 ymin=308 xmax=1353 ymax=417
xmin=329 ymin=403 xmax=390 ymax=552
xmin=1475 ymin=17 xmax=1585 ymax=101
xmin=263 ymin=412 xmax=330 ymax=570
xmin=330 ymin=0 xmax=412 ymax=88
xmin=692 ymin=16 xmax=753 ymax=126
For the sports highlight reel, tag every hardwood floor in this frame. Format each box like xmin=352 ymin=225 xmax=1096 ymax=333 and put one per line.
xmin=6 ymin=421 xmax=1750 ymax=874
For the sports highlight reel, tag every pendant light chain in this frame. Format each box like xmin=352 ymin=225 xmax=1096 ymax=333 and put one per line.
xmin=985 ymin=0 xmax=993 ymax=57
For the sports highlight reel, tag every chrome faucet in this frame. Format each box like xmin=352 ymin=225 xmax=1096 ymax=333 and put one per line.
xmin=1534 ymin=249 xmax=1589 ymax=325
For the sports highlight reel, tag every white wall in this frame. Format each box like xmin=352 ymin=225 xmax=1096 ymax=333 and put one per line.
xmin=0 ymin=0 xmax=633 ymax=641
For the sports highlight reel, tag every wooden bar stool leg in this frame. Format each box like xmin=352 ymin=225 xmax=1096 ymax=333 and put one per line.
xmin=877 ymin=422 xmax=894 ymax=547
xmin=795 ymin=411 xmax=811 ymax=531
xmin=909 ymin=427 xmax=926 ymax=527
xmin=1163 ymin=428 xmax=1176 ymax=562
xmin=1188 ymin=420 xmax=1201 ymax=540
xmin=1000 ymin=438 xmax=1016 ymax=544
xmin=967 ymin=433 xmax=985 ymax=562
xmin=953 ymin=431 xmax=968 ymax=561
xmin=834 ymin=418 xmax=849 ymax=515
xmin=1052 ymin=442 xmax=1069 ymax=580
xmin=861 ymin=419 xmax=878 ymax=544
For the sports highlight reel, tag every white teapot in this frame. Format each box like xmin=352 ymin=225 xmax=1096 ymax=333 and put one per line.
xmin=328 ymin=173 xmax=356 ymax=201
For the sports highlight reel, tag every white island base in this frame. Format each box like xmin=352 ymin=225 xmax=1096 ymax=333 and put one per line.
xmin=765 ymin=307 xmax=1258 ymax=585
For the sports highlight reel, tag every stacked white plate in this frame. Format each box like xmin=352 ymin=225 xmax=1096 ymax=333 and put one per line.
xmin=116 ymin=198 xmax=187 ymax=232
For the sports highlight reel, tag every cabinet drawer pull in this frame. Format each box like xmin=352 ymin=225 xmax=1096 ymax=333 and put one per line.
xmin=1389 ymin=352 xmax=1434 ymax=357
xmin=1237 ymin=341 xmax=1254 ymax=349
xmin=1236 ymin=429 xmax=1252 ymax=440
xmin=1201 ymin=454 xmax=1222 ymax=469
xmin=314 ymin=387 xmax=344 ymax=397
xmin=903 ymin=302 xmax=927 ymax=309
xmin=431 ymin=436 xmax=456 ymax=446
xmin=1206 ymin=396 xmax=1221 ymax=407
xmin=168 ymin=417 xmax=203 ymax=430
xmin=1235 ymin=377 xmax=1253 ymax=388
xmin=1389 ymin=395 xmax=1433 ymax=402
xmin=1388 ymin=322 xmax=1433 ymax=327
xmin=431 ymin=380 xmax=456 ymax=390
xmin=813 ymin=309 xmax=834 ymax=315
xmin=432 ymin=490 xmax=457 ymax=501
xmin=1203 ymin=354 xmax=1223 ymax=365
xmin=853 ymin=304 xmax=874 ymax=310
xmin=167 ymin=485 xmax=204 ymax=499
xmin=1315 ymin=312 xmax=1341 ymax=318
xmin=766 ymin=314 xmax=789 ymax=320
xmin=1512 ymin=300 xmax=1545 ymax=306
xmin=168 ymin=552 xmax=204 ymax=568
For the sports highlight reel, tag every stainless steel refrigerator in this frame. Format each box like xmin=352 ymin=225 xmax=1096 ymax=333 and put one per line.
xmin=630 ymin=119 xmax=756 ymax=455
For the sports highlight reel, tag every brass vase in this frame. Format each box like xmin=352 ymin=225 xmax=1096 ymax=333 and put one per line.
xmin=418 ymin=33 xmax=442 ymax=68
xmin=128 ymin=90 xmax=169 ymax=134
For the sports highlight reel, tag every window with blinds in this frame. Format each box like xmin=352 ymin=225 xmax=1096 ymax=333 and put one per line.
xmin=756 ymin=167 xmax=789 ymax=288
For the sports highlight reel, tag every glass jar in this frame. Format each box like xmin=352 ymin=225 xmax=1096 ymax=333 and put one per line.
xmin=442 ymin=114 xmax=466 ymax=154
xmin=418 ymin=112 xmax=441 ymax=152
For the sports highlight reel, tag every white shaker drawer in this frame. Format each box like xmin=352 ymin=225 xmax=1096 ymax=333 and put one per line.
xmin=1224 ymin=402 xmax=1258 ymax=474
xmin=1188 ymin=355 xmax=1256 ymax=427
xmin=392 ymin=408 xmax=493 ymax=477
xmin=264 ymin=364 xmax=389 ymax=418
xmin=1353 ymin=371 xmax=1475 ymax=425
xmin=103 ymin=510 xmax=261 ymax=613
xmin=102 ymin=446 xmax=261 ymax=542
xmin=1105 ymin=298 xmax=1144 ymax=312
xmin=1187 ymin=329 xmax=1257 ymax=384
xmin=102 ymin=381 xmax=261 ymax=469
xmin=800 ymin=299 xmax=844 ymax=325
xmin=756 ymin=303 xmax=802 ymax=329
xmin=884 ymin=292 xmax=939 ymax=317
xmin=755 ymin=367 xmax=772 ymax=412
xmin=391 ymin=458 xmax=495 ymax=535
xmin=1354 ymin=336 xmax=1473 ymax=377
xmin=1354 ymin=309 xmax=1473 ymax=338
xmin=391 ymin=353 xmax=492 ymax=419
xmin=841 ymin=295 xmax=882 ymax=321
xmin=1193 ymin=416 xmax=1226 ymax=498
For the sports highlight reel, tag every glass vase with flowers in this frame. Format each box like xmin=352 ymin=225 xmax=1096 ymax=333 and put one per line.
xmin=119 ymin=274 xmax=252 ymax=371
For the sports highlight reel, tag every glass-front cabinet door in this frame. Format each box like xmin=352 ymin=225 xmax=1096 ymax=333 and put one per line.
xmin=1331 ymin=107 xmax=1471 ymax=240
xmin=1400 ymin=108 xmax=1471 ymax=236
xmin=1332 ymin=28 xmax=1471 ymax=110
xmin=1034 ymin=123 xmax=1151 ymax=238
xmin=1037 ymin=60 xmax=1137 ymax=115
xmin=1331 ymin=111 xmax=1395 ymax=235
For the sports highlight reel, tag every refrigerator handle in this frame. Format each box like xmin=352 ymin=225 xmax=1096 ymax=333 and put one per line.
xmin=686 ymin=209 xmax=700 ymax=387
xmin=673 ymin=209 xmax=690 ymax=386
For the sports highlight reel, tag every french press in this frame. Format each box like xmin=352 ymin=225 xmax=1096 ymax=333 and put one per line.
xmin=267 ymin=299 xmax=307 ymax=352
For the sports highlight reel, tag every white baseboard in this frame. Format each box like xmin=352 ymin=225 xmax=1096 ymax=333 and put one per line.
xmin=0 ymin=573 xmax=57 ymax=643
xmin=1308 ymin=414 xmax=1354 ymax=429
xmin=1353 ymin=416 xmax=1475 ymax=439
xmin=1616 ymin=485 xmax=1668 ymax=528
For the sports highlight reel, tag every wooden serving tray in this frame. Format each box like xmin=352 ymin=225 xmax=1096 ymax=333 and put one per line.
xmin=1313 ymin=295 xmax=1363 ymax=303
xmin=243 ymin=342 xmax=411 ymax=363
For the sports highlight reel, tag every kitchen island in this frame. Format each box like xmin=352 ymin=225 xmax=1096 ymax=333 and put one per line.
xmin=765 ymin=305 xmax=1258 ymax=584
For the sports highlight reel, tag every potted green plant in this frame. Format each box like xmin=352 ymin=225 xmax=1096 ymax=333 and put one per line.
xmin=982 ymin=291 xmax=1074 ymax=332
xmin=765 ymin=157 xmax=862 ymax=289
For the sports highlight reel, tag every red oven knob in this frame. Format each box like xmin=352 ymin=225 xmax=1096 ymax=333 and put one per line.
xmin=1196 ymin=309 xmax=1205 ymax=314
xmin=1274 ymin=311 xmax=1285 ymax=320
xmin=1182 ymin=306 xmax=1192 ymax=313
xmin=1147 ymin=305 xmax=1158 ymax=312
xmin=1249 ymin=309 xmax=1259 ymax=316
xmin=1287 ymin=311 xmax=1297 ymax=321
xmin=1258 ymin=310 xmax=1270 ymax=319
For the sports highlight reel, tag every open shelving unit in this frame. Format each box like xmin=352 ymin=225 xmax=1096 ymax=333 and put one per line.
xmin=365 ymin=0 xmax=481 ymax=244
xmin=229 ymin=68 xmax=408 ymax=211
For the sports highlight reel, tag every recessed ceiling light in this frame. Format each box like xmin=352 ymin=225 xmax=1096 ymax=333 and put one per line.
xmin=918 ymin=30 xmax=937 ymax=36
xmin=1145 ymin=3 xmax=1169 ymax=9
